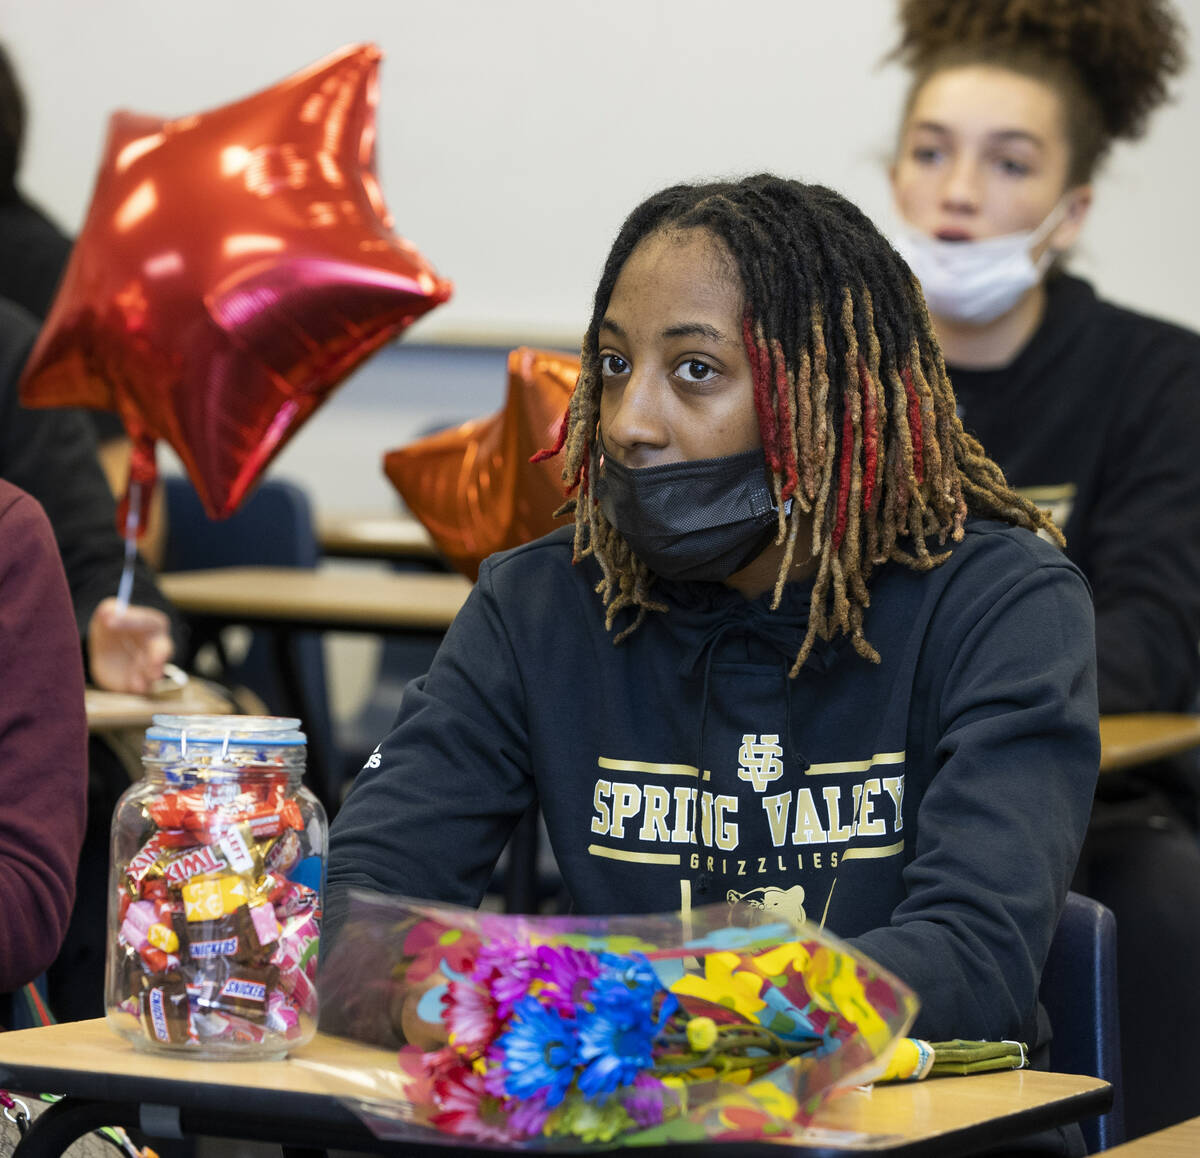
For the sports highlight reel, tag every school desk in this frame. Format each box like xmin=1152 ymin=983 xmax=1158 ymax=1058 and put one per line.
xmin=1099 ymin=1113 xmax=1200 ymax=1156
xmin=156 ymin=566 xmax=472 ymax=814
xmin=1096 ymin=713 xmax=1200 ymax=773
xmin=316 ymin=513 xmax=442 ymax=563
xmin=84 ymin=682 xmax=235 ymax=733
xmin=0 ymin=1019 xmax=1111 ymax=1158
xmin=158 ymin=566 xmax=472 ymax=635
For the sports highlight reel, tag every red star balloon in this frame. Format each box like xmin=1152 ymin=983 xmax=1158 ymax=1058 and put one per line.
xmin=20 ymin=44 xmax=452 ymax=522
xmin=384 ymin=347 xmax=579 ymax=581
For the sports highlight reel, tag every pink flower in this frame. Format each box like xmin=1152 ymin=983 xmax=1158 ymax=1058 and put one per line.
xmin=422 ymin=1045 xmax=461 ymax=1083
xmin=432 ymin=1066 xmax=515 ymax=1144
xmin=442 ymin=979 xmax=499 ymax=1056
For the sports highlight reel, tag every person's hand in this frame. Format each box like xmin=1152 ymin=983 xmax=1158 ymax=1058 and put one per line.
xmin=87 ymin=597 xmax=174 ymax=694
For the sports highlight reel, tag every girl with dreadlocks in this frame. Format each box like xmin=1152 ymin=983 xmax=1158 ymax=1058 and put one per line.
xmin=328 ymin=174 xmax=1097 ymax=1104
xmin=888 ymin=0 xmax=1200 ymax=1137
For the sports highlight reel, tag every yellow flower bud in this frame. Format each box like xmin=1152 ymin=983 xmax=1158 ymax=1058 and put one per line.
xmin=687 ymin=1016 xmax=718 ymax=1053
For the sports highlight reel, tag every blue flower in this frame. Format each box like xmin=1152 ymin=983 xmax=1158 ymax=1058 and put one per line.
xmin=596 ymin=951 xmax=661 ymax=999
xmin=495 ymin=996 xmax=578 ymax=1107
xmin=576 ymin=995 xmax=659 ymax=1098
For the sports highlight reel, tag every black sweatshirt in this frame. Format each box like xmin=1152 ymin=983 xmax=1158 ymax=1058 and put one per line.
xmin=948 ymin=274 xmax=1200 ymax=716
xmin=0 ymin=297 xmax=184 ymax=656
xmin=328 ymin=519 xmax=1098 ymax=1046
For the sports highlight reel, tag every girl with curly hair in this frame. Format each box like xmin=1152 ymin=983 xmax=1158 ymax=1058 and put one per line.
xmin=889 ymin=0 xmax=1200 ymax=1137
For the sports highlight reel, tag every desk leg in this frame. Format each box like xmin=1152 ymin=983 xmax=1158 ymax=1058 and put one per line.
xmin=14 ymin=1097 xmax=142 ymax=1158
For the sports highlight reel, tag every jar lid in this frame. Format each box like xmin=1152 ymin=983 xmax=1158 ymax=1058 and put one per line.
xmin=146 ymin=714 xmax=307 ymax=747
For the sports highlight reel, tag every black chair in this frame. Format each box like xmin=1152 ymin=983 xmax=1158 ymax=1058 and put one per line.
xmin=161 ymin=475 xmax=340 ymax=814
xmin=1039 ymin=890 xmax=1125 ymax=1153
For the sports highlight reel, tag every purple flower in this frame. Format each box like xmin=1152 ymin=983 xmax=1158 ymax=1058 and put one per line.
xmin=505 ymin=1091 xmax=551 ymax=1138
xmin=623 ymin=1073 xmax=667 ymax=1128
xmin=529 ymin=944 xmax=601 ymax=1015
xmin=496 ymin=996 xmax=578 ymax=1107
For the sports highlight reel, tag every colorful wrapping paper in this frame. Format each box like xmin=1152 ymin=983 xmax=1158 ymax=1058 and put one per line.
xmin=318 ymin=891 xmax=919 ymax=1149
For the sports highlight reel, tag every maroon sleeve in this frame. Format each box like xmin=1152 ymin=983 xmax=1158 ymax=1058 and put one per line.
xmin=0 ymin=480 xmax=88 ymax=991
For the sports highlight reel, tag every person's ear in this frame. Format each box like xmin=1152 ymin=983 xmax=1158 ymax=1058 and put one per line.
xmin=1047 ymin=185 xmax=1093 ymax=252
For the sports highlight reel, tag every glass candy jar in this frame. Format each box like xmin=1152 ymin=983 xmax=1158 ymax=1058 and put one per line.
xmin=106 ymin=715 xmax=325 ymax=1059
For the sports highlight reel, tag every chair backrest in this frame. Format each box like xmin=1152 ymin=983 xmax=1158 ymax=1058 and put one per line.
xmin=161 ymin=475 xmax=337 ymax=804
xmin=1039 ymin=890 xmax=1125 ymax=1153
xmin=162 ymin=475 xmax=321 ymax=571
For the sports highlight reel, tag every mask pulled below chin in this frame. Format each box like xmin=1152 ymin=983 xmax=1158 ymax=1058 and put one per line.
xmin=593 ymin=438 xmax=781 ymax=583
xmin=890 ymin=199 xmax=1068 ymax=325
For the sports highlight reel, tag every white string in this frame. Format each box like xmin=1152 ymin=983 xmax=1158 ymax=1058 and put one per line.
xmin=114 ymin=479 xmax=142 ymax=613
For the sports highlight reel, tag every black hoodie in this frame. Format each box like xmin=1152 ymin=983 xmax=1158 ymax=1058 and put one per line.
xmin=948 ymin=274 xmax=1200 ymax=717
xmin=328 ymin=517 xmax=1098 ymax=1047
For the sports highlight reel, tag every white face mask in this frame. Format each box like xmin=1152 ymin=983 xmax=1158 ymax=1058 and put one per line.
xmin=891 ymin=201 xmax=1069 ymax=325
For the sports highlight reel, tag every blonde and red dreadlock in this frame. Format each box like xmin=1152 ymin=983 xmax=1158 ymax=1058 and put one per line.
xmin=542 ymin=175 xmax=1060 ymax=674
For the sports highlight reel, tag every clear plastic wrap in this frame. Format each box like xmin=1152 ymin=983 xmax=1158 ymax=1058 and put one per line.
xmin=317 ymin=889 xmax=919 ymax=1148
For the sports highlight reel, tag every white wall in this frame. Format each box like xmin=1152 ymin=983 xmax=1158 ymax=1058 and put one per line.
xmin=4 ymin=0 xmax=1200 ymax=514
xmin=7 ymin=0 xmax=1200 ymax=340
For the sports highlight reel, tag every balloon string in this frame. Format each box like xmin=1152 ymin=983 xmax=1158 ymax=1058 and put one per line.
xmin=115 ymin=480 xmax=141 ymax=613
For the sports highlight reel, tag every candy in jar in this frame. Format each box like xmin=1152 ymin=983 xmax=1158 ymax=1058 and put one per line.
xmin=105 ymin=715 xmax=324 ymax=1059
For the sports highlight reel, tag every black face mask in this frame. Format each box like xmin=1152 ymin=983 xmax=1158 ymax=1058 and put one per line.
xmin=593 ymin=438 xmax=782 ymax=582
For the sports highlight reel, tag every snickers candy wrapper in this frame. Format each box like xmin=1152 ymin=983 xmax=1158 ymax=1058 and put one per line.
xmin=141 ymin=973 xmax=197 ymax=1045
xmin=193 ymin=963 xmax=280 ymax=1023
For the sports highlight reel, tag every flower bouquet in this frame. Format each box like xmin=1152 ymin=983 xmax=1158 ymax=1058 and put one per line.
xmin=317 ymin=890 xmax=919 ymax=1149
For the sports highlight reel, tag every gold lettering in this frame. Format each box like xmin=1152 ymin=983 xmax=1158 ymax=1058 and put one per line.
xmin=638 ymin=784 xmax=672 ymax=842
xmin=671 ymin=785 xmax=697 ymax=843
xmin=777 ymin=855 xmax=786 ymax=871
xmin=590 ymin=780 xmax=611 ymax=835
xmin=791 ymin=788 xmax=828 ymax=845
xmin=738 ymin=859 xmax=747 ymax=876
xmin=856 ymin=778 xmax=886 ymax=837
xmin=757 ymin=857 xmax=767 ymax=873
xmin=699 ymin=792 xmax=714 ymax=847
xmin=610 ymin=783 xmax=641 ymax=839
xmin=713 ymin=795 xmax=738 ymax=851
xmin=882 ymin=776 xmax=905 ymax=831
xmin=813 ymin=851 xmax=823 ymax=869
xmin=690 ymin=852 xmax=700 ymax=870
xmin=761 ymin=791 xmax=791 ymax=848
xmin=823 ymin=786 xmax=853 ymax=842
xmin=707 ymin=855 xmax=715 ymax=872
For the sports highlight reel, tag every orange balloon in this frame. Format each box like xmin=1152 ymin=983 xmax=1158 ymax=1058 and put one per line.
xmin=384 ymin=347 xmax=579 ymax=580
xmin=20 ymin=44 xmax=451 ymax=522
